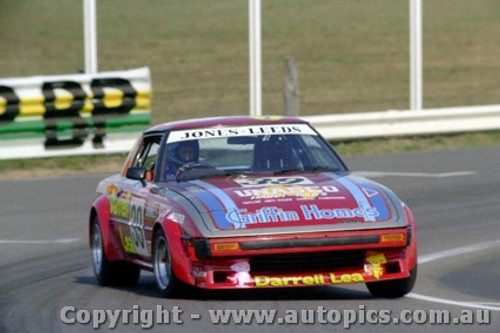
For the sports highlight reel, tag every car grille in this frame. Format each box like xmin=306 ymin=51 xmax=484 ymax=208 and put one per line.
xmin=249 ymin=250 xmax=366 ymax=273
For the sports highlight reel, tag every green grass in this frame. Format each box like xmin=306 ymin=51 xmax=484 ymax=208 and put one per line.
xmin=334 ymin=130 xmax=500 ymax=156
xmin=2 ymin=0 xmax=500 ymax=122
xmin=0 ymin=154 xmax=121 ymax=172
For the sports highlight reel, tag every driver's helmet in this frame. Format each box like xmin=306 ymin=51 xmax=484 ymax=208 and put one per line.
xmin=166 ymin=140 xmax=199 ymax=169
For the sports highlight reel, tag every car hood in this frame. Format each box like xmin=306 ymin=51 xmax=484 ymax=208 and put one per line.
xmin=166 ymin=172 xmax=408 ymax=237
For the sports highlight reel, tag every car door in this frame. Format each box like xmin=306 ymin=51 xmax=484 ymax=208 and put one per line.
xmin=111 ymin=134 xmax=163 ymax=259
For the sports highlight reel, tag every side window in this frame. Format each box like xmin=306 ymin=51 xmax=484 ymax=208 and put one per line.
xmin=133 ymin=136 xmax=162 ymax=181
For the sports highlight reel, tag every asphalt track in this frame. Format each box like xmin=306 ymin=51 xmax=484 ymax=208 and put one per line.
xmin=1 ymin=147 xmax=499 ymax=332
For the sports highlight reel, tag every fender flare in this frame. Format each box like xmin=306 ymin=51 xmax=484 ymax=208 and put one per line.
xmin=153 ymin=220 xmax=195 ymax=286
xmin=403 ymin=203 xmax=418 ymax=271
xmin=89 ymin=195 xmax=125 ymax=261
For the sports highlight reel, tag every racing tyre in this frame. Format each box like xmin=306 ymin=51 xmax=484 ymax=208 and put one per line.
xmin=153 ymin=229 xmax=182 ymax=297
xmin=366 ymin=265 xmax=417 ymax=298
xmin=91 ymin=217 xmax=140 ymax=286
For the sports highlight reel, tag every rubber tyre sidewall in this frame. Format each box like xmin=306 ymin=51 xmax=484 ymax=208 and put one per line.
xmin=153 ymin=229 xmax=180 ymax=297
xmin=366 ymin=265 xmax=417 ymax=298
xmin=91 ymin=216 xmax=140 ymax=286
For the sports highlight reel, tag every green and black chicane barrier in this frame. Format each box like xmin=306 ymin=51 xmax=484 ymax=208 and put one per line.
xmin=0 ymin=67 xmax=151 ymax=160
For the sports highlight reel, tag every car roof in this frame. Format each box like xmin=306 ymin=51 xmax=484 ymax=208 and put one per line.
xmin=145 ymin=116 xmax=309 ymax=134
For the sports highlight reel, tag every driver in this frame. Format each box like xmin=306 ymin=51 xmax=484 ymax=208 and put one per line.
xmin=164 ymin=140 xmax=199 ymax=178
xmin=178 ymin=143 xmax=196 ymax=164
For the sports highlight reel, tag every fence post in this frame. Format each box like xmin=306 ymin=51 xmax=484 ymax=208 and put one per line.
xmin=283 ymin=56 xmax=300 ymax=116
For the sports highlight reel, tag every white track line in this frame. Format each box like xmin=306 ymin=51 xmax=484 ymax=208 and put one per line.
xmin=407 ymin=293 xmax=500 ymax=311
xmin=418 ymin=239 xmax=500 ymax=264
xmin=409 ymin=239 xmax=500 ymax=311
xmin=0 ymin=238 xmax=80 ymax=244
xmin=355 ymin=171 xmax=476 ymax=178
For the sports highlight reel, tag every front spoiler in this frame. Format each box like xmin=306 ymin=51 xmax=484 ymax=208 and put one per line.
xmin=190 ymin=247 xmax=412 ymax=290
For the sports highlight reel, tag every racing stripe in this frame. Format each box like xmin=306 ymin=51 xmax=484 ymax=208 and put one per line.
xmin=324 ymin=173 xmax=376 ymax=222
xmin=190 ymin=180 xmax=242 ymax=229
xmin=176 ymin=182 xmax=226 ymax=212
xmin=191 ymin=180 xmax=239 ymax=211
xmin=171 ymin=182 xmax=236 ymax=230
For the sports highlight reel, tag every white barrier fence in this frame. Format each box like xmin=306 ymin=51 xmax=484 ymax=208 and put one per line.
xmin=1 ymin=65 xmax=499 ymax=160
xmin=302 ymin=105 xmax=500 ymax=141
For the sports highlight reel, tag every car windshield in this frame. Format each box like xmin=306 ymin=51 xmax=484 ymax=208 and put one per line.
xmin=161 ymin=124 xmax=346 ymax=181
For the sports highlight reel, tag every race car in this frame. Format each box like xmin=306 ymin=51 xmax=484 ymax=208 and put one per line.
xmin=89 ymin=116 xmax=417 ymax=298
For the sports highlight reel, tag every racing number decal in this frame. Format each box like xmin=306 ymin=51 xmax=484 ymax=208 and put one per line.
xmin=129 ymin=199 xmax=149 ymax=256
xmin=236 ymin=177 xmax=312 ymax=187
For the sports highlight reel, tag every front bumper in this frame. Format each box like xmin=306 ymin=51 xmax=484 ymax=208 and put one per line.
xmin=184 ymin=227 xmax=415 ymax=289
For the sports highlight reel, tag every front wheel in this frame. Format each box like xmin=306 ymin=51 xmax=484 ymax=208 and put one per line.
xmin=91 ymin=216 xmax=140 ymax=286
xmin=153 ymin=229 xmax=182 ymax=297
xmin=366 ymin=265 xmax=417 ymax=298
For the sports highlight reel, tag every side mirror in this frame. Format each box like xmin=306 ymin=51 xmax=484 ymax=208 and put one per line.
xmin=126 ymin=166 xmax=147 ymax=187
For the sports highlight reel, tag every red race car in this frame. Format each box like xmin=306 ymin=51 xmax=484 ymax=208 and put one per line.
xmin=89 ymin=116 xmax=417 ymax=298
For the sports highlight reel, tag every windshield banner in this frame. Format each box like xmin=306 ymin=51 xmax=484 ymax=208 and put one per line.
xmin=167 ymin=124 xmax=317 ymax=143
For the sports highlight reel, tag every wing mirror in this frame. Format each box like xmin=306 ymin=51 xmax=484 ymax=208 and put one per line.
xmin=126 ymin=166 xmax=147 ymax=187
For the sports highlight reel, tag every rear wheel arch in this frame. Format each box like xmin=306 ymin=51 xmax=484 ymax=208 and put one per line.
xmin=90 ymin=215 xmax=140 ymax=286
xmin=89 ymin=208 xmax=98 ymax=247
xmin=89 ymin=195 xmax=123 ymax=261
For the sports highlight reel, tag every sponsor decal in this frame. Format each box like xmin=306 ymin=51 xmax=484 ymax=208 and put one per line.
xmin=235 ymin=186 xmax=322 ymax=199
xmin=109 ymin=193 xmax=131 ymax=220
xmin=364 ymin=252 xmax=387 ymax=279
xmin=254 ymin=273 xmax=364 ymax=287
xmin=234 ymin=185 xmax=339 ymax=199
xmin=224 ymin=205 xmax=380 ymax=227
xmin=118 ymin=226 xmax=136 ymax=254
xmin=332 ymin=176 xmax=377 ymax=222
xmin=231 ymin=262 xmax=251 ymax=272
xmin=228 ymin=262 xmax=252 ymax=286
xmin=235 ymin=176 xmax=313 ymax=187
xmin=108 ymin=186 xmax=149 ymax=256
xmin=301 ymin=204 xmax=379 ymax=221
xmin=167 ymin=124 xmax=317 ymax=143
xmin=226 ymin=207 xmax=300 ymax=226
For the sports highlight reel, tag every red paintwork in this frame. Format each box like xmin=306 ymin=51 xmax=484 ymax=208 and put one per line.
xmin=90 ymin=116 xmax=417 ymax=291
xmin=90 ymin=196 xmax=124 ymax=261
xmin=403 ymin=203 xmax=418 ymax=271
